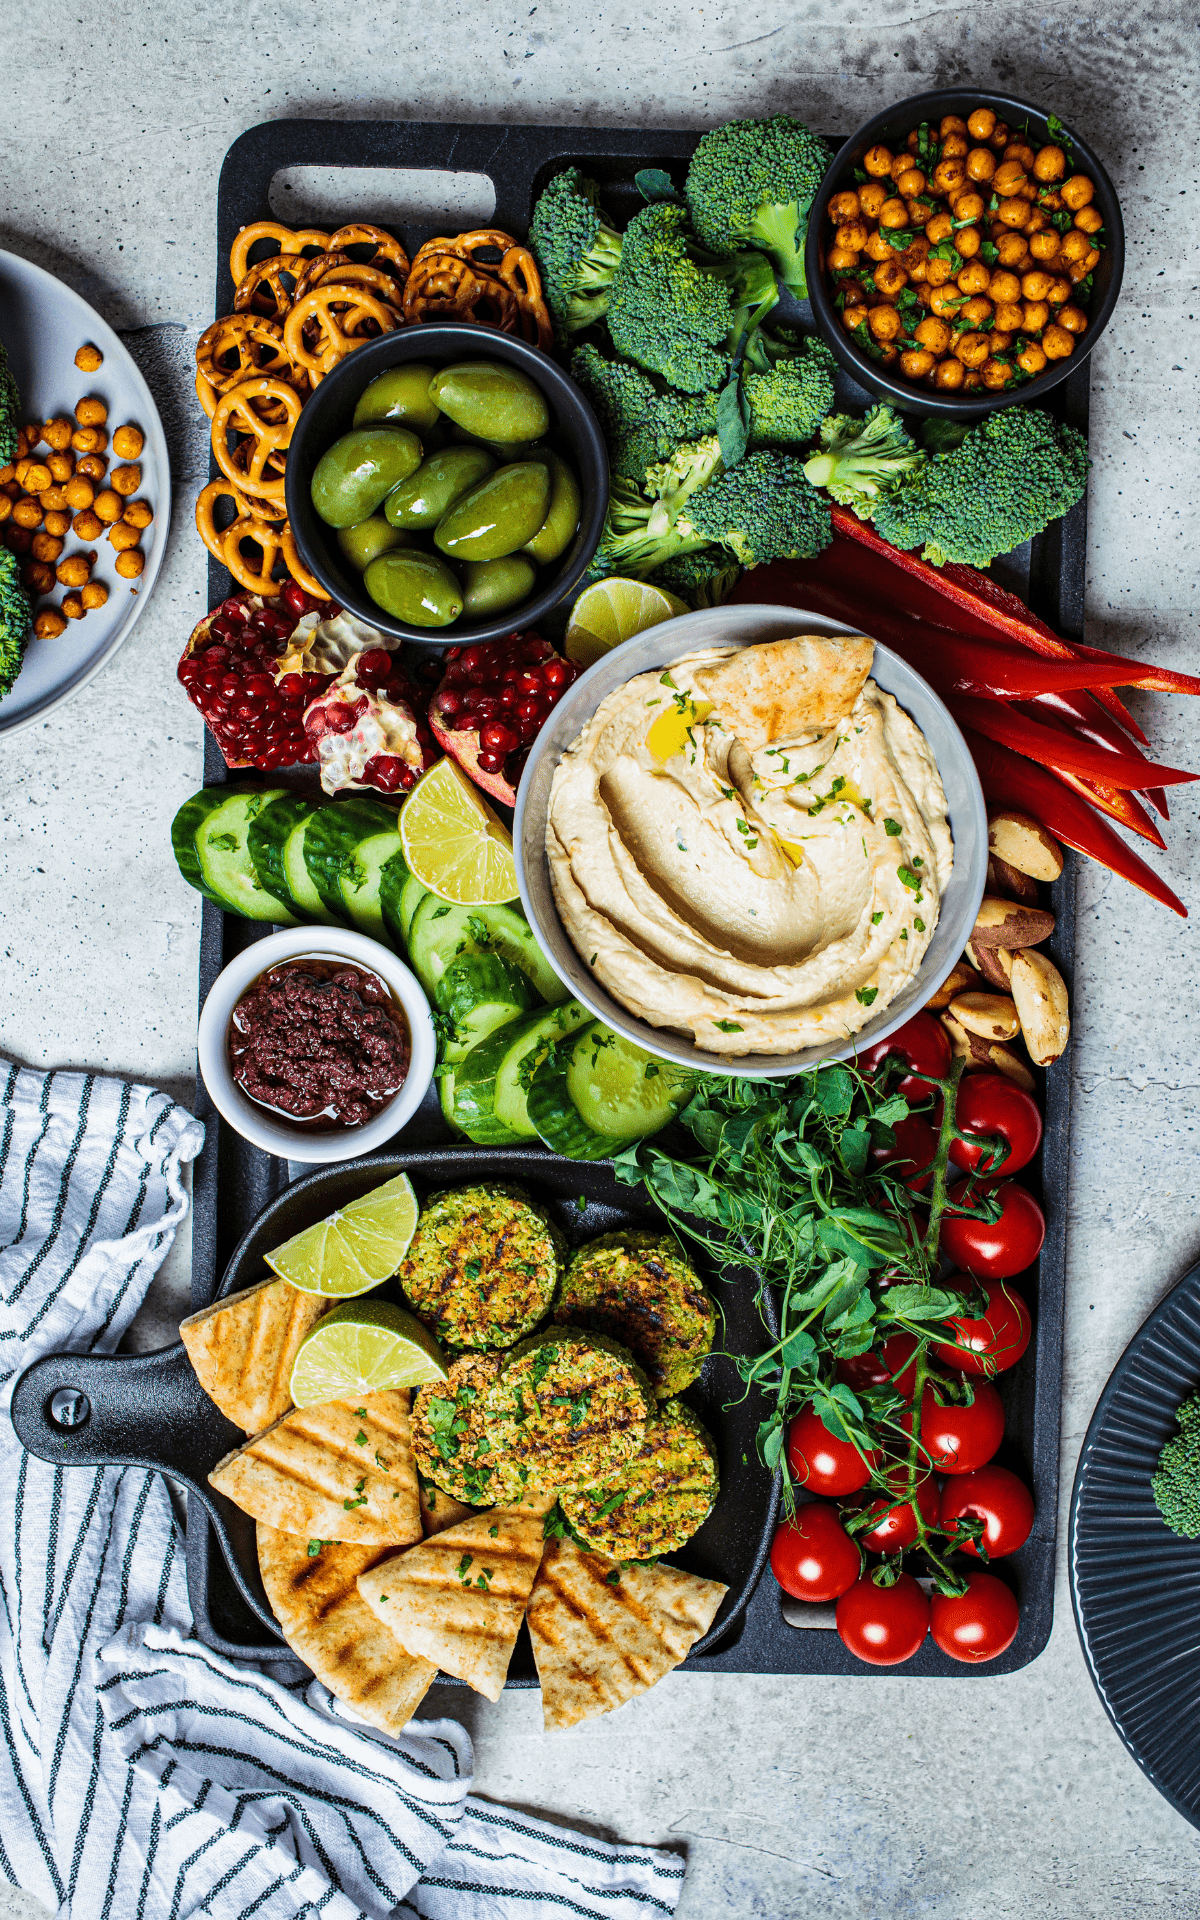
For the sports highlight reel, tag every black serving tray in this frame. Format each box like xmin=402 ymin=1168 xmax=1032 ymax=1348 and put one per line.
xmin=16 ymin=118 xmax=1082 ymax=1681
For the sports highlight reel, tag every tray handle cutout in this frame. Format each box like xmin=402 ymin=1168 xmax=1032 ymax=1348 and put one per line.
xmin=269 ymin=165 xmax=497 ymax=230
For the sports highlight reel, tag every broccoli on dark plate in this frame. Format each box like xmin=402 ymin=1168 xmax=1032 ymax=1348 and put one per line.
xmin=684 ymin=114 xmax=831 ymax=297
xmin=528 ymin=169 xmax=624 ymax=336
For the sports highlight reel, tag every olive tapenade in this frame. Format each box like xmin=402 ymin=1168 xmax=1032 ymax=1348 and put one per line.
xmin=228 ymin=957 xmax=410 ymax=1130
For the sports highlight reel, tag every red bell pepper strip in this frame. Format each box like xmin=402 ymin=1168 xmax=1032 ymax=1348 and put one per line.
xmin=948 ymin=695 xmax=1197 ymax=790
xmin=1024 ymin=692 xmax=1168 ymax=819
xmin=1038 ymin=768 xmax=1165 ymax=848
xmin=962 ymin=727 xmax=1186 ymax=916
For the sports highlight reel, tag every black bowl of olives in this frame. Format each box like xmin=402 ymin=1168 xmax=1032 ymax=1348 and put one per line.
xmin=286 ymin=323 xmax=610 ymax=646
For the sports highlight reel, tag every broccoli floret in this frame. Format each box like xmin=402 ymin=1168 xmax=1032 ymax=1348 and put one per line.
xmin=528 ymin=169 xmax=624 ymax=336
xmin=870 ymin=408 xmax=1091 ymax=570
xmin=803 ymin=405 xmax=927 ymax=516
xmin=0 ymin=549 xmax=31 ymax=697
xmin=649 ymin=550 xmax=742 ymax=609
xmin=684 ymin=115 xmax=831 ymax=297
xmin=0 ymin=342 xmax=18 ymax=467
xmin=570 ymin=344 xmax=718 ymax=483
xmin=1152 ymin=1393 xmax=1200 ymax=1538
xmin=606 ymin=202 xmax=777 ymax=395
xmin=744 ymin=336 xmax=837 ymax=451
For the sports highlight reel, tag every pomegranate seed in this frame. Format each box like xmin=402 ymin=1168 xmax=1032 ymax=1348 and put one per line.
xmin=358 ymin=647 xmax=392 ymax=678
xmin=477 ymin=749 xmax=505 ymax=773
xmin=480 ymin=720 xmax=519 ymax=753
xmin=304 ymin=710 xmax=328 ymax=738
xmin=475 ymin=695 xmax=501 ymax=719
xmin=242 ymin=674 xmax=271 ymax=697
xmin=499 ymin=686 xmax=518 ymax=709
xmin=178 ymin=660 xmax=199 ymax=684
xmin=399 ymin=766 xmax=417 ymax=789
xmin=518 ymin=717 xmax=540 ymax=745
xmin=281 ymin=581 xmax=310 ymax=618
xmin=449 ymin=710 xmax=475 ymax=733
xmin=517 ymin=672 xmax=541 ymax=695
xmin=327 ymin=705 xmax=355 ymax=734
xmin=517 ymin=697 xmax=542 ymax=722
xmin=437 ymin=690 xmax=463 ymax=717
xmin=217 ymin=673 xmax=239 ymax=697
xmin=542 ymin=658 xmax=568 ymax=689
xmin=365 ymin=754 xmax=404 ymax=792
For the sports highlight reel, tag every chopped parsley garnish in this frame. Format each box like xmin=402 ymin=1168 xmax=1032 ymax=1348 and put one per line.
xmin=884 ymin=818 xmax=902 ymax=837
xmin=897 ymin=865 xmax=923 ymax=895
xmin=306 ymin=1540 xmax=323 ymax=1557
xmin=914 ymin=917 xmax=926 ymax=932
xmin=871 ymin=911 xmax=884 ymax=925
xmin=855 ymin=987 xmax=879 ymax=1006
xmin=714 ymin=1019 xmax=743 ymax=1033
xmin=354 ymin=1430 xmax=368 ymax=1446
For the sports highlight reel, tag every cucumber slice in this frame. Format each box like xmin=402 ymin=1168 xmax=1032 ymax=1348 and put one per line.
xmin=171 ymin=788 xmax=230 ymax=903
xmin=437 ymin=953 xmax=537 ymax=1063
xmin=283 ymin=811 xmax=345 ymax=923
xmin=398 ymin=872 xmax=431 ymax=944
xmin=190 ymin=788 xmax=295 ymax=922
xmin=248 ymin=795 xmax=325 ymax=920
xmin=408 ymin=894 xmax=568 ymax=1005
xmin=303 ymin=797 xmax=402 ymax=943
xmin=454 ymin=1000 xmax=593 ymax=1143
xmin=438 ymin=1067 xmax=464 ymax=1137
xmin=379 ymin=850 xmax=413 ymax=954
xmin=528 ymin=1020 xmax=695 ymax=1161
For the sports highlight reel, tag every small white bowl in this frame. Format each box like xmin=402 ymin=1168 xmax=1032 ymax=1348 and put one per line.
xmin=197 ymin=927 xmax=436 ymax=1164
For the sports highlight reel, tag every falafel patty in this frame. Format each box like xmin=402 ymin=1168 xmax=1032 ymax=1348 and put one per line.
xmin=553 ymin=1230 xmax=717 ymax=1398
xmin=561 ymin=1400 xmax=719 ymax=1559
xmin=478 ymin=1327 xmax=652 ymax=1493
xmin=412 ymin=1353 xmax=525 ymax=1507
xmin=398 ymin=1182 xmax=565 ymax=1350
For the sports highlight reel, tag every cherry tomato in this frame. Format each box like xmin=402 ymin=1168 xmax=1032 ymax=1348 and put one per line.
xmin=939 ymin=1464 xmax=1035 ymax=1558
xmin=850 ymin=1467 xmax=940 ymax=1553
xmin=940 ymin=1179 xmax=1045 ymax=1278
xmin=916 ymin=1379 xmax=1005 ymax=1473
xmin=770 ymin=1503 xmax=862 ymax=1602
xmin=787 ymin=1404 xmax=882 ymax=1496
xmin=949 ymin=1074 xmax=1043 ymax=1180
xmin=870 ymin=1113 xmax=939 ymax=1192
xmin=836 ymin=1571 xmax=930 ymax=1665
xmin=930 ymin=1571 xmax=1020 ymax=1663
xmin=934 ymin=1277 xmax=1032 ymax=1377
xmin=858 ymin=1012 xmax=952 ymax=1107
xmin=836 ymin=1332 xmax=920 ymax=1399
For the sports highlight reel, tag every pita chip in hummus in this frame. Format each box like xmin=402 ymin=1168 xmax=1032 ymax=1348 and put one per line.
xmin=693 ymin=633 xmax=875 ymax=749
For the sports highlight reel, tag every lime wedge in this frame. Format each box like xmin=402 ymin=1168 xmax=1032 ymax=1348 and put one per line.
xmin=265 ymin=1172 xmax=420 ymax=1297
xmin=289 ymin=1299 xmax=448 ymax=1406
xmin=565 ymin=579 xmax=688 ymax=668
xmin=400 ymin=757 xmax=518 ymax=905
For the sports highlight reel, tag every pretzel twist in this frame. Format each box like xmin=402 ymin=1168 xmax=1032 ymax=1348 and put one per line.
xmin=291 ymin=251 xmax=405 ymax=311
xmin=282 ymin=284 xmax=399 ymax=379
xmin=497 ymin=246 xmax=554 ymax=349
xmin=328 ymin=224 xmax=410 ymax=279
xmin=228 ymin=221 xmax=331 ymax=286
xmin=211 ymin=377 xmax=303 ymax=505
xmin=402 ymin=251 xmax=521 ymax=331
xmin=281 ymin=525 xmax=331 ymax=599
xmin=232 ymin=257 xmax=299 ymax=321
xmin=196 ymin=315 xmax=306 ymax=400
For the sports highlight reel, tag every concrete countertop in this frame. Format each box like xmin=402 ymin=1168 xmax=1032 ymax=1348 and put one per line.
xmin=2 ymin=3 xmax=1198 ymax=1914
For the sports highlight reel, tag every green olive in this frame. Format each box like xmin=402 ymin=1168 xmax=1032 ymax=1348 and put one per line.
xmin=429 ymin=361 xmax=550 ymax=443
xmin=336 ymin=513 xmax=414 ymax=571
xmin=522 ymin=453 xmax=581 ymax=565
xmin=353 ymin=364 xmax=442 ymax=432
xmin=448 ymin=422 xmax=545 ymax=462
xmin=433 ymin=461 xmax=553 ymax=563
xmin=461 ymin=555 xmax=538 ymax=617
xmin=364 ymin=550 xmax=464 ymax=627
xmin=384 ymin=446 xmax=496 ymax=530
xmin=311 ymin=427 xmax=424 ymax=528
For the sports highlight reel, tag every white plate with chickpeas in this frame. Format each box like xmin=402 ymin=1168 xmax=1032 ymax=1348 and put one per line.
xmin=0 ymin=249 xmax=171 ymax=734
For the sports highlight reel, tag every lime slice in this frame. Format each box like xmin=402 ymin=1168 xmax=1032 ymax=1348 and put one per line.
xmin=565 ymin=579 xmax=688 ymax=668
xmin=400 ymin=757 xmax=518 ymax=905
xmin=289 ymin=1299 xmax=448 ymax=1406
xmin=265 ymin=1172 xmax=420 ymax=1297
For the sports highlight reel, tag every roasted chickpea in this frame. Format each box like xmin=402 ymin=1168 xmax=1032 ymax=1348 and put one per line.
xmin=74 ymin=396 xmax=108 ymax=427
xmin=915 ymin=315 xmax=952 ymax=353
xmin=859 ymin=181 xmax=888 ymax=219
xmin=889 ymin=151 xmax=913 ymax=181
xmin=993 ymin=160 xmax=1028 ymax=198
xmin=46 ymin=452 xmax=75 ymax=483
xmin=940 ymin=135 xmax=969 ymax=162
xmin=1042 ymin=323 xmax=1075 ymax=358
xmin=71 ymin=426 xmax=108 ymax=456
xmin=957 ymin=260 xmax=991 ymax=295
xmin=959 ymin=296 xmax=993 ymax=326
xmin=12 ymin=497 xmax=42 ymax=530
xmin=1058 ymin=304 xmax=1089 ymax=334
xmin=835 ymin=220 xmax=870 ymax=252
xmin=980 ymin=357 xmax=1014 ymax=390
xmin=56 ymin=551 xmax=93 ymax=587
xmin=924 ymin=210 xmax=953 ymax=245
xmin=842 ymin=304 xmax=870 ymax=333
xmin=901 ymin=348 xmax=936 ymax=380
xmin=1039 ymin=188 xmax=1065 ymax=211
xmin=1059 ymin=228 xmax=1091 ymax=264
xmin=112 ymin=424 xmax=144 ymax=461
xmin=1061 ymin=173 xmax=1095 ymax=210
xmin=1017 ymin=180 xmax=1040 ymax=204
xmin=931 ymin=355 xmax=964 ymax=390
xmin=31 ymin=532 xmax=64 ymax=565
xmin=1017 ymin=341 xmax=1048 ymax=375
xmin=993 ymin=301 xmax=1025 ymax=332
xmin=905 ymin=198 xmax=934 ymax=228
xmin=1047 ymin=276 xmax=1072 ymax=305
xmin=895 ymin=167 xmax=924 ymax=197
xmin=4 ymin=524 xmax=33 ymax=554
xmin=1074 ymin=204 xmax=1104 ymax=235
xmin=40 ymin=486 xmax=69 ymax=512
xmin=1024 ymin=206 xmax=1049 ymax=234
xmin=115 ymin=548 xmax=145 ymax=580
xmin=988 ymin=121 xmax=1011 ymax=151
xmin=61 ymin=591 xmax=85 ymax=619
xmin=107 ymin=520 xmax=142 ymax=553
xmin=1069 ymin=252 xmax=1099 ymax=282
xmin=954 ymin=331 xmax=991 ymax=369
xmin=34 ymin=608 xmax=68 ymax=639
xmin=77 ymin=454 xmax=108 ymax=481
xmin=967 ymin=107 xmax=997 ymax=140
xmin=23 ymin=559 xmax=55 ymax=593
xmin=74 ymin=343 xmax=103 ymax=372
xmin=867 ymin=304 xmax=903 ymax=342
xmin=1022 ymin=299 xmax=1051 ymax=332
xmin=0 ymin=495 xmax=11 ymax=524
xmin=64 ymin=476 xmax=96 ymax=511
xmin=932 ymin=157 xmax=967 ymax=195
xmin=924 ymin=255 xmax=954 ymax=287
xmin=967 ymin=147 xmax=997 ymax=183
xmin=1032 ymin=143 xmax=1066 ymax=183
xmin=990 ymin=330 xmax=1014 ymax=352
xmin=1020 ymin=269 xmax=1053 ymax=302
xmin=72 ymin=510 xmax=104 ymax=540
xmin=906 ymin=128 xmax=922 ymax=153
xmin=929 ymin=282 xmax=964 ymax=315
xmin=997 ymin=197 xmax=1032 ymax=230
xmin=42 ymin=510 xmax=71 ymax=538
xmin=22 ymin=423 xmax=44 ymax=450
xmin=873 ymin=259 xmax=909 ymax=297
xmin=986 ymin=269 xmax=1020 ymax=305
xmin=1029 ymin=229 xmax=1062 ymax=262
xmin=43 ymin=418 xmax=73 ymax=452
xmin=996 ymin=232 xmax=1031 ymax=266
xmin=955 ymin=226 xmax=982 ymax=259
xmin=81 ymin=581 xmax=109 ymax=612
xmin=828 ymin=246 xmax=861 ymax=272
xmin=951 ymin=190 xmax=986 ymax=226
xmin=864 ymin=144 xmax=894 ymax=177
xmin=864 ymin=229 xmax=894 ymax=262
xmin=899 ymin=236 xmax=931 ymax=273
xmin=940 ymin=113 xmax=968 ymax=137
xmin=879 ymin=197 xmax=910 ymax=229
xmin=122 ymin=499 xmax=154 ymax=531
xmin=1003 ymin=142 xmax=1037 ymax=171
xmin=829 ymin=190 xmax=862 ymax=223
xmin=94 ymin=490 xmax=124 ymax=524
xmin=23 ymin=463 xmax=52 ymax=494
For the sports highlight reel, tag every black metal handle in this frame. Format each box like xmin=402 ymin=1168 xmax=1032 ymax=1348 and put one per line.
xmin=10 ymin=1343 xmax=238 ymax=1486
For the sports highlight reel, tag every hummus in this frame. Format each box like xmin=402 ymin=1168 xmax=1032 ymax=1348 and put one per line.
xmin=546 ymin=635 xmax=953 ymax=1056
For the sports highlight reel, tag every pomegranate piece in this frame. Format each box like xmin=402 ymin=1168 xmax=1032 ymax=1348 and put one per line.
xmin=302 ymin=651 xmax=437 ymax=797
xmin=428 ymin=630 xmax=579 ymax=805
xmin=177 ymin=589 xmax=333 ymax=771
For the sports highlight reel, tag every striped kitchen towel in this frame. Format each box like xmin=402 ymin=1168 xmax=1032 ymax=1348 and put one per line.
xmin=0 ymin=1061 xmax=687 ymax=1920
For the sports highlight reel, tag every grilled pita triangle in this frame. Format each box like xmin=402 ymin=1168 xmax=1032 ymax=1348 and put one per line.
xmin=693 ymin=634 xmax=875 ymax=749
xmin=209 ymin=1391 xmax=421 ymax=1546
xmin=356 ymin=1502 xmax=546 ymax=1701
xmin=181 ymin=1277 xmax=326 ymax=1432
xmin=526 ymin=1535 xmax=727 ymax=1729
xmin=257 ymin=1523 xmax=437 ymax=1734
xmin=419 ymin=1480 xmax=477 ymax=1537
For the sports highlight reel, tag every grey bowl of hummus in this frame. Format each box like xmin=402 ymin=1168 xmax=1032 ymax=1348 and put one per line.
xmin=514 ymin=604 xmax=987 ymax=1079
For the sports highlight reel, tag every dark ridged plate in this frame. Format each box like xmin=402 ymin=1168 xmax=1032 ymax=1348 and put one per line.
xmin=1069 ymin=1259 xmax=1200 ymax=1826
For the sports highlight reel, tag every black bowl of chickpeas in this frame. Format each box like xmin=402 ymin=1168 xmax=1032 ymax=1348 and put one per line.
xmin=804 ymin=89 xmax=1124 ymax=415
